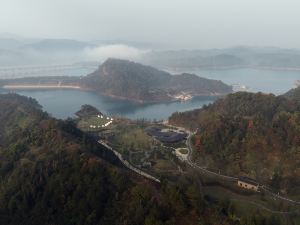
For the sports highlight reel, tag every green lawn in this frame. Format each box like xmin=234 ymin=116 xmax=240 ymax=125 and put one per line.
xmin=178 ymin=148 xmax=188 ymax=154
xmin=77 ymin=115 xmax=113 ymax=131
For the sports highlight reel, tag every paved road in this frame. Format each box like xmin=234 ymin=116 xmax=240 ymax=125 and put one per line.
xmin=261 ymin=186 xmax=300 ymax=205
xmin=166 ymin=123 xmax=300 ymax=206
xmin=231 ymin=199 xmax=299 ymax=215
xmin=165 ymin=123 xmax=237 ymax=181
xmin=185 ymin=132 xmax=238 ymax=181
xmin=185 ymin=131 xmax=300 ymax=205
xmin=101 ymin=121 xmax=300 ymax=206
xmin=98 ymin=140 xmax=160 ymax=183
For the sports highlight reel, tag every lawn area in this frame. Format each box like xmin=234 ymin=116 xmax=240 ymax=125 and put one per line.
xmin=108 ymin=123 xmax=157 ymax=164
xmin=178 ymin=148 xmax=188 ymax=154
xmin=77 ymin=115 xmax=113 ymax=131
xmin=152 ymin=159 xmax=178 ymax=172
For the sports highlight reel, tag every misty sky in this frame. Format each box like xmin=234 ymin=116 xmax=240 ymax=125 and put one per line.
xmin=1 ymin=0 xmax=300 ymax=49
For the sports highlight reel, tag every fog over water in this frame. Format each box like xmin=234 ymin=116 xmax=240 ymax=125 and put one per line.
xmin=1 ymin=0 xmax=300 ymax=49
xmin=1 ymin=0 xmax=299 ymax=120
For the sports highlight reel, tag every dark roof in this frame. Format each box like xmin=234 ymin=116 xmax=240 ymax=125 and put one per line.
xmin=238 ymin=176 xmax=259 ymax=186
xmin=145 ymin=127 xmax=187 ymax=143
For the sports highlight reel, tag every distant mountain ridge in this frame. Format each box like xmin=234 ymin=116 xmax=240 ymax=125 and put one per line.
xmin=141 ymin=46 xmax=300 ymax=70
xmin=2 ymin=37 xmax=300 ymax=71
xmin=21 ymin=38 xmax=93 ymax=51
xmin=81 ymin=58 xmax=232 ymax=102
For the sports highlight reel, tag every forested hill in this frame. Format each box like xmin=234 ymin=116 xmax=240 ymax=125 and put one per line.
xmin=75 ymin=104 xmax=103 ymax=118
xmin=0 ymin=59 xmax=232 ymax=103
xmin=0 ymin=94 xmax=238 ymax=225
xmin=81 ymin=58 xmax=232 ymax=102
xmin=169 ymin=92 xmax=300 ymax=193
xmin=283 ymin=86 xmax=300 ymax=103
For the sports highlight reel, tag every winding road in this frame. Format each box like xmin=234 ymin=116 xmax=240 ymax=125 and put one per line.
xmin=185 ymin=131 xmax=238 ymax=181
xmin=98 ymin=140 xmax=161 ymax=183
xmin=166 ymin=123 xmax=300 ymax=207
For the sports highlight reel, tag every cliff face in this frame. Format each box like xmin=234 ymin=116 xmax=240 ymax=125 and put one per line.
xmin=81 ymin=58 xmax=232 ymax=102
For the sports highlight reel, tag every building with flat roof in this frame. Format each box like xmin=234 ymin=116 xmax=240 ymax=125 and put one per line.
xmin=145 ymin=127 xmax=187 ymax=143
xmin=237 ymin=176 xmax=259 ymax=192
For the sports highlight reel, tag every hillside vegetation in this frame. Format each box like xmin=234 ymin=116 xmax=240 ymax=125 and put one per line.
xmin=284 ymin=86 xmax=300 ymax=103
xmin=75 ymin=104 xmax=103 ymax=118
xmin=169 ymin=92 xmax=300 ymax=194
xmin=0 ymin=59 xmax=232 ymax=103
xmin=0 ymin=93 xmax=244 ymax=225
xmin=142 ymin=47 xmax=300 ymax=70
xmin=81 ymin=58 xmax=232 ymax=102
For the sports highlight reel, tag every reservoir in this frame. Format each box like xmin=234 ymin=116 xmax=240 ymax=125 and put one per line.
xmin=184 ymin=68 xmax=300 ymax=95
xmin=0 ymin=89 xmax=217 ymax=120
xmin=0 ymin=68 xmax=298 ymax=120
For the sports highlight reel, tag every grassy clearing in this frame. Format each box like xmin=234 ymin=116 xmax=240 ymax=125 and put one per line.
xmin=111 ymin=127 xmax=156 ymax=151
xmin=178 ymin=148 xmax=188 ymax=154
xmin=153 ymin=159 xmax=177 ymax=171
xmin=77 ymin=115 xmax=113 ymax=131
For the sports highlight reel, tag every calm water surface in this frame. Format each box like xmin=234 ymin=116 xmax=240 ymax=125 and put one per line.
xmin=1 ymin=68 xmax=299 ymax=120
xmin=0 ymin=89 xmax=216 ymax=120
xmin=189 ymin=68 xmax=300 ymax=95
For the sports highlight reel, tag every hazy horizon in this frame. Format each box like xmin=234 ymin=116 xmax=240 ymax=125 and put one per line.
xmin=2 ymin=0 xmax=300 ymax=68
xmin=1 ymin=0 xmax=300 ymax=49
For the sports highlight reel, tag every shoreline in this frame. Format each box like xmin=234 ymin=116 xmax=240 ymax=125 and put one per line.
xmin=0 ymin=83 xmax=226 ymax=104
xmin=2 ymin=84 xmax=82 ymax=90
xmin=165 ymin=65 xmax=300 ymax=72
xmin=91 ymin=90 xmax=226 ymax=104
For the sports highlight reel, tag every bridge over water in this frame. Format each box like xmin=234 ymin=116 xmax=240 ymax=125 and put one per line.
xmin=0 ymin=64 xmax=97 ymax=79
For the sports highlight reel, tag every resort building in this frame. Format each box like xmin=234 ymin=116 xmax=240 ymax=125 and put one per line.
xmin=237 ymin=176 xmax=259 ymax=192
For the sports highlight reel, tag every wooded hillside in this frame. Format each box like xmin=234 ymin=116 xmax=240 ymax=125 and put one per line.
xmin=170 ymin=92 xmax=300 ymax=194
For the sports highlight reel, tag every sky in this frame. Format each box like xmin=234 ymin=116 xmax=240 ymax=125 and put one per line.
xmin=1 ymin=0 xmax=300 ymax=49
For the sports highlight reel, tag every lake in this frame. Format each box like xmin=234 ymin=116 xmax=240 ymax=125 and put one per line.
xmin=0 ymin=68 xmax=299 ymax=120
xmin=0 ymin=89 xmax=217 ymax=120
xmin=185 ymin=68 xmax=300 ymax=95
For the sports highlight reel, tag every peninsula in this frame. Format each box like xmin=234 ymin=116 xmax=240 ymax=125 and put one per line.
xmin=0 ymin=58 xmax=233 ymax=103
